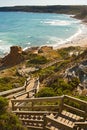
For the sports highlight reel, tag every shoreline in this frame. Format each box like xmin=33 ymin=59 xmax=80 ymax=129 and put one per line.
xmin=53 ymin=22 xmax=87 ymax=50
xmin=18 ymin=24 xmax=87 ymax=53
xmin=30 ymin=16 xmax=87 ymax=51
xmin=0 ymin=13 xmax=87 ymax=58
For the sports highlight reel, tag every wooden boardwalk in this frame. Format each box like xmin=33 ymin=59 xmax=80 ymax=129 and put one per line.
xmin=40 ymin=59 xmax=63 ymax=69
xmin=0 ymin=75 xmax=87 ymax=129
xmin=0 ymin=76 xmax=40 ymax=109
xmin=0 ymin=73 xmax=87 ymax=129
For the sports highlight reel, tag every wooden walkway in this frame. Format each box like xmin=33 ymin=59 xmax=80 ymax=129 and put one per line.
xmin=0 ymin=75 xmax=87 ymax=129
xmin=11 ymin=95 xmax=87 ymax=130
xmin=40 ymin=59 xmax=63 ymax=69
xmin=0 ymin=76 xmax=40 ymax=109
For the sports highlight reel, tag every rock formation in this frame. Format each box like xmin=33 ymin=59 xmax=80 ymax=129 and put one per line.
xmin=1 ymin=46 xmax=24 ymax=67
xmin=38 ymin=46 xmax=53 ymax=53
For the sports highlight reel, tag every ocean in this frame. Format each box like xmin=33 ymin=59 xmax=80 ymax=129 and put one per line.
xmin=0 ymin=12 xmax=84 ymax=56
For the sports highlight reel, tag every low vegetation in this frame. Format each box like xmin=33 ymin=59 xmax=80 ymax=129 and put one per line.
xmin=28 ymin=55 xmax=48 ymax=65
xmin=36 ymin=87 xmax=55 ymax=97
xmin=0 ymin=76 xmax=26 ymax=92
xmin=37 ymin=77 xmax=80 ymax=97
xmin=0 ymin=46 xmax=86 ymax=99
xmin=0 ymin=96 xmax=27 ymax=130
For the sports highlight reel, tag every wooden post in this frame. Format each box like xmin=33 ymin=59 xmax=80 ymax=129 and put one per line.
xmin=24 ymin=81 xmax=26 ymax=91
xmin=59 ymin=95 xmax=64 ymax=113
xmin=43 ymin=114 xmax=47 ymax=130
xmin=11 ymin=100 xmax=15 ymax=111
xmin=84 ymin=104 xmax=87 ymax=120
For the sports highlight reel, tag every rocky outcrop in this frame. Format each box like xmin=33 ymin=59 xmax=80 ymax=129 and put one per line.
xmin=38 ymin=46 xmax=60 ymax=60
xmin=1 ymin=46 xmax=24 ymax=67
xmin=25 ymin=47 xmax=39 ymax=54
xmin=38 ymin=46 xmax=53 ymax=53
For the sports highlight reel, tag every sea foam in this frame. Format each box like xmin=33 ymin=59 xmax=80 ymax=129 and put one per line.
xmin=42 ymin=20 xmax=71 ymax=26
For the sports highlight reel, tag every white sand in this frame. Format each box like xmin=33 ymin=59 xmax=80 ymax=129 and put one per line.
xmin=54 ymin=23 xmax=87 ymax=49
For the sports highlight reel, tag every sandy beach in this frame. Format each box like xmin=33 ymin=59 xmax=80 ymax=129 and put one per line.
xmin=55 ymin=23 xmax=87 ymax=49
xmin=57 ymin=36 xmax=87 ymax=49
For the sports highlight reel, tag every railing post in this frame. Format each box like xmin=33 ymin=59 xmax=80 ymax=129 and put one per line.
xmin=11 ymin=100 xmax=15 ymax=111
xmin=84 ymin=104 xmax=87 ymax=120
xmin=59 ymin=95 xmax=64 ymax=113
xmin=25 ymin=81 xmax=27 ymax=91
xmin=35 ymin=77 xmax=39 ymax=92
xmin=43 ymin=114 xmax=47 ymax=130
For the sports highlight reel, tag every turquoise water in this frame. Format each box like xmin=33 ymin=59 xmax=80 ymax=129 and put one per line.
xmin=0 ymin=12 xmax=82 ymax=55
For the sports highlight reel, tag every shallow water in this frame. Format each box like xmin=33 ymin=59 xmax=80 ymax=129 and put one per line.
xmin=0 ymin=12 xmax=83 ymax=55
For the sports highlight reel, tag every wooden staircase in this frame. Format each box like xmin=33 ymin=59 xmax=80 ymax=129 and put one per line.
xmin=12 ymin=95 xmax=87 ymax=130
xmin=11 ymin=95 xmax=87 ymax=130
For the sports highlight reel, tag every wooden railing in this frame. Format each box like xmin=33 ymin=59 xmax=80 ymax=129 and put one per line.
xmin=13 ymin=77 xmax=40 ymax=99
xmin=0 ymin=76 xmax=30 ymax=98
xmin=11 ymin=96 xmax=62 ymax=111
xmin=13 ymin=88 xmax=37 ymax=99
xmin=12 ymin=95 xmax=87 ymax=130
xmin=45 ymin=95 xmax=87 ymax=130
xmin=63 ymin=95 xmax=87 ymax=118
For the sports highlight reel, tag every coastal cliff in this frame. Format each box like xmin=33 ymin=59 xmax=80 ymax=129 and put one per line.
xmin=1 ymin=46 xmax=24 ymax=67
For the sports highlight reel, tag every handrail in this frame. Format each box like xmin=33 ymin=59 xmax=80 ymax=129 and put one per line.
xmin=64 ymin=95 xmax=87 ymax=105
xmin=0 ymin=86 xmax=25 ymax=97
xmin=13 ymin=88 xmax=37 ymax=99
xmin=0 ymin=76 xmax=30 ymax=97
xmin=11 ymin=95 xmax=87 ymax=113
xmin=11 ymin=96 xmax=63 ymax=111
xmin=11 ymin=96 xmax=63 ymax=103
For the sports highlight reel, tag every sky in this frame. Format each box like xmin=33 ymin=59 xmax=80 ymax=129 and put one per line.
xmin=0 ymin=0 xmax=87 ymax=7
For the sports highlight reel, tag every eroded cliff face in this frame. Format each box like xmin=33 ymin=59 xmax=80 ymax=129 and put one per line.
xmin=1 ymin=46 xmax=24 ymax=67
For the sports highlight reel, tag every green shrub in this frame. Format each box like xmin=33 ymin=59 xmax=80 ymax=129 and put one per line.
xmin=69 ymin=77 xmax=80 ymax=89
xmin=36 ymin=87 xmax=55 ymax=97
xmin=0 ymin=97 xmax=27 ymax=130
xmin=29 ymin=55 xmax=48 ymax=65
xmin=0 ymin=113 xmax=27 ymax=130
xmin=0 ymin=97 xmax=8 ymax=114
xmin=0 ymin=77 xmax=26 ymax=92
xmin=39 ymin=67 xmax=54 ymax=82
xmin=60 ymin=81 xmax=72 ymax=91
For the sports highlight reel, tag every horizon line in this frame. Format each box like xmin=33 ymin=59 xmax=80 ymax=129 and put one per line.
xmin=0 ymin=4 xmax=87 ymax=7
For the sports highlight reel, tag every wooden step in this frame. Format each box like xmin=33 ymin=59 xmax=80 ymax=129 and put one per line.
xmin=61 ymin=110 xmax=83 ymax=121
xmin=46 ymin=115 xmax=74 ymax=130
xmin=26 ymin=125 xmax=43 ymax=129
xmin=20 ymin=119 xmax=44 ymax=123
xmin=46 ymin=126 xmax=64 ymax=130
